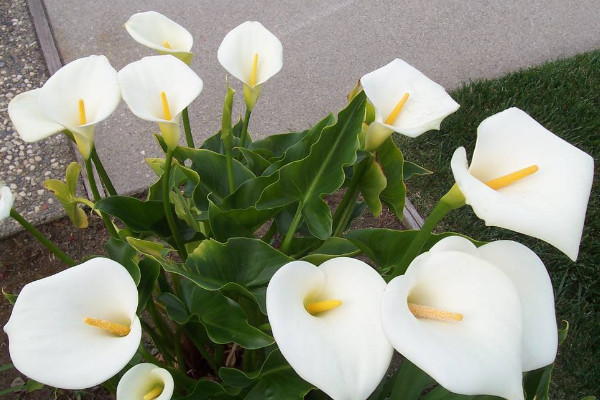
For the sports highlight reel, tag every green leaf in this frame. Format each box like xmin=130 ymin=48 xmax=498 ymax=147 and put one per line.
xmin=175 ymin=148 xmax=255 ymax=210
xmin=377 ymin=137 xmax=406 ymax=221
xmin=403 ymin=160 xmax=433 ymax=180
xmin=386 ymin=359 xmax=434 ymax=400
xmin=126 ymin=237 xmax=171 ymax=259
xmin=44 ymin=162 xmax=89 ymax=229
xmin=558 ymin=320 xmax=569 ymax=344
xmin=179 ymin=280 xmax=273 ymax=349
xmin=346 ymin=229 xmax=485 ymax=271
xmin=240 ymin=148 xmax=272 ymax=176
xmin=249 ymin=130 xmax=307 ymax=158
xmin=105 ymin=237 xmax=140 ymax=285
xmin=25 ymin=379 xmax=44 ymax=393
xmin=176 ymin=379 xmax=238 ymax=400
xmin=137 ymin=257 xmax=160 ymax=313
xmin=358 ymin=156 xmax=387 ymax=217
xmin=261 ymin=113 xmax=336 ymax=176
xmin=258 ymin=92 xmax=366 ymax=239
xmin=161 ymin=238 xmax=292 ymax=313
xmin=160 ymin=292 xmax=190 ymax=324
xmin=300 ymin=237 xmax=361 ymax=265
xmin=209 ymin=199 xmax=280 ymax=242
xmin=96 ymin=196 xmax=192 ymax=239
xmin=220 ymin=350 xmax=312 ymax=400
xmin=2 ymin=289 xmax=17 ymax=305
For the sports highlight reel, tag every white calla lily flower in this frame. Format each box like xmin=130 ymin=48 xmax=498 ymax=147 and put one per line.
xmin=7 ymin=55 xmax=121 ymax=159
xmin=117 ymin=363 xmax=174 ymax=400
xmin=266 ymin=258 xmax=393 ymax=400
xmin=3 ymin=257 xmax=141 ymax=389
xmin=218 ymin=21 xmax=283 ymax=110
xmin=0 ymin=185 xmax=14 ymax=220
xmin=360 ymin=59 xmax=459 ymax=150
xmin=451 ymin=107 xmax=594 ymax=260
xmin=118 ymin=55 xmax=203 ymax=150
xmin=125 ymin=11 xmax=194 ymax=65
xmin=382 ymin=236 xmax=557 ymax=400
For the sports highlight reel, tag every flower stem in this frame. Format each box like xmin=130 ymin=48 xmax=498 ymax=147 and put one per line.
xmin=10 ymin=208 xmax=75 ymax=266
xmin=162 ymin=150 xmax=188 ymax=261
xmin=182 ymin=107 xmax=195 ymax=148
xmin=390 ymin=184 xmax=465 ymax=278
xmin=174 ymin=325 xmax=187 ymax=374
xmin=240 ymin=108 xmax=252 ymax=147
xmin=84 ymin=158 xmax=118 ymax=238
xmin=280 ymin=202 xmax=303 ymax=254
xmin=90 ymin=147 xmax=117 ymax=196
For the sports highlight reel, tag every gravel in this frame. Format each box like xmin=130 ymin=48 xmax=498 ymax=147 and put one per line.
xmin=0 ymin=0 xmax=75 ymax=238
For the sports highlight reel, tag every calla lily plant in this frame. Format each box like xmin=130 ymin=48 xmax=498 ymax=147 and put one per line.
xmin=1 ymin=10 xmax=594 ymax=400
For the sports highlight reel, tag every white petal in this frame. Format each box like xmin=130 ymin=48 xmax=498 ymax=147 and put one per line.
xmin=117 ymin=363 xmax=174 ymax=400
xmin=3 ymin=257 xmax=141 ymax=389
xmin=451 ymin=108 xmax=594 ymax=260
xmin=38 ymin=55 xmax=121 ymax=132
xmin=8 ymin=89 xmax=65 ymax=142
xmin=119 ymin=55 xmax=203 ymax=123
xmin=478 ymin=241 xmax=557 ymax=371
xmin=382 ymin=249 xmax=524 ymax=400
xmin=361 ymin=59 xmax=459 ymax=138
xmin=0 ymin=186 xmax=14 ymax=220
xmin=125 ymin=11 xmax=193 ymax=53
xmin=267 ymin=258 xmax=393 ymax=400
xmin=218 ymin=21 xmax=283 ymax=86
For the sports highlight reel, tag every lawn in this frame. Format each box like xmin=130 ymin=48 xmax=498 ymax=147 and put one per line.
xmin=395 ymin=50 xmax=600 ymax=399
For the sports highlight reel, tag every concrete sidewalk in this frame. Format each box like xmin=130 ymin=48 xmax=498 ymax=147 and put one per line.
xmin=24 ymin=0 xmax=600 ymax=194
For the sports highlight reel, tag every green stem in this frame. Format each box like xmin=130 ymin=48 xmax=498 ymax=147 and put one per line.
xmin=182 ymin=107 xmax=194 ymax=148
xmin=162 ymin=150 xmax=188 ymax=261
xmin=280 ymin=202 xmax=303 ymax=254
xmin=174 ymin=325 xmax=187 ymax=374
xmin=240 ymin=108 xmax=252 ymax=147
xmin=90 ymin=147 xmax=117 ymax=196
xmin=332 ymin=163 xmax=365 ymax=236
xmin=10 ymin=208 xmax=75 ymax=266
xmin=140 ymin=319 xmax=176 ymax=364
xmin=84 ymin=158 xmax=118 ymax=238
xmin=390 ymin=184 xmax=465 ymax=278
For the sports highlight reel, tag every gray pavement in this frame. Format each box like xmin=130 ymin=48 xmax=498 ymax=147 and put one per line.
xmin=2 ymin=0 xmax=600 ymax=234
xmin=42 ymin=0 xmax=600 ymax=194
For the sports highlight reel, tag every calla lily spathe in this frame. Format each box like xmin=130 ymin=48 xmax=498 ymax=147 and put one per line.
xmin=118 ymin=55 xmax=203 ymax=149
xmin=3 ymin=257 xmax=141 ymax=389
xmin=125 ymin=11 xmax=194 ymax=65
xmin=451 ymin=107 xmax=594 ymax=261
xmin=382 ymin=236 xmax=557 ymax=400
xmin=117 ymin=363 xmax=174 ymax=400
xmin=266 ymin=258 xmax=393 ymax=400
xmin=0 ymin=185 xmax=14 ymax=220
xmin=218 ymin=21 xmax=283 ymax=110
xmin=7 ymin=55 xmax=121 ymax=159
xmin=360 ymin=59 xmax=459 ymax=150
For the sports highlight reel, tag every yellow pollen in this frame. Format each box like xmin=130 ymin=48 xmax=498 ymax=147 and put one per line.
xmin=83 ymin=317 xmax=131 ymax=336
xmin=162 ymin=41 xmax=172 ymax=49
xmin=160 ymin=91 xmax=172 ymax=121
xmin=485 ymin=165 xmax=539 ymax=190
xmin=305 ymin=299 xmax=342 ymax=315
xmin=384 ymin=92 xmax=410 ymax=125
xmin=143 ymin=386 xmax=164 ymax=400
xmin=250 ymin=53 xmax=259 ymax=87
xmin=78 ymin=99 xmax=86 ymax=125
xmin=408 ymin=303 xmax=463 ymax=322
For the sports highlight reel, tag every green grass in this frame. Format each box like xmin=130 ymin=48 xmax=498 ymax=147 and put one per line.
xmin=395 ymin=50 xmax=600 ymax=399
